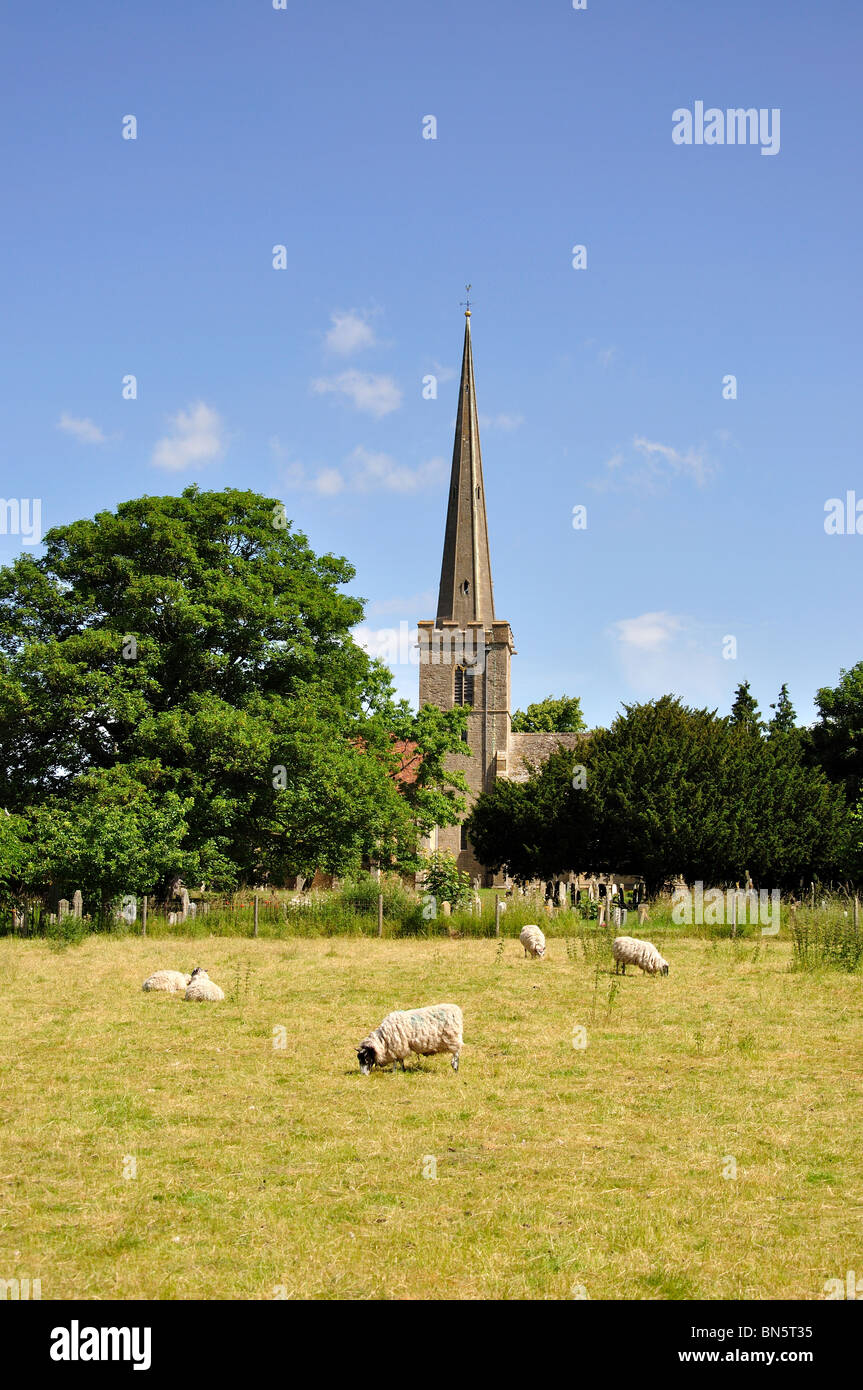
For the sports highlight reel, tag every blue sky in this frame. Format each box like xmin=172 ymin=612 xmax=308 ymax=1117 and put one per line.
xmin=2 ymin=0 xmax=860 ymax=728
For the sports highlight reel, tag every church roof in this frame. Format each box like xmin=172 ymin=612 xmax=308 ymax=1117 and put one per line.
xmin=435 ymin=312 xmax=496 ymax=627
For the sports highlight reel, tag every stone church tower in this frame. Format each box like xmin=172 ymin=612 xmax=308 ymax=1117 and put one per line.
xmin=417 ymin=309 xmax=516 ymax=883
xmin=418 ymin=310 xmax=584 ymax=883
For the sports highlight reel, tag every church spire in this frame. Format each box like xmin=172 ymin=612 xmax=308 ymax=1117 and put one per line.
xmin=435 ymin=309 xmax=496 ymax=626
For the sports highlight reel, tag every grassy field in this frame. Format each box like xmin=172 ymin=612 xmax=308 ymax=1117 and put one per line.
xmin=1 ymin=932 xmax=860 ymax=1300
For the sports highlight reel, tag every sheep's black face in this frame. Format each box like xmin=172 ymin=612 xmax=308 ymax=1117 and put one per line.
xmin=661 ymin=963 xmax=669 ymax=976
xmin=190 ymin=966 xmax=204 ymax=979
xmin=357 ymin=1045 xmax=375 ymax=1075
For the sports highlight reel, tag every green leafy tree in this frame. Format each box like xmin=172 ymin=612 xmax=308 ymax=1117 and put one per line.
xmin=811 ymin=662 xmax=863 ymax=803
xmin=0 ymin=811 xmax=29 ymax=909
xmin=729 ymin=680 xmax=764 ymax=735
xmin=467 ymin=746 xmax=589 ymax=883
xmin=421 ymin=850 xmax=473 ymax=909
xmin=768 ymin=683 xmax=797 ymax=735
xmin=0 ymin=488 xmax=467 ymax=898
xmin=511 ymin=694 xmax=585 ymax=733
xmin=469 ymin=696 xmax=846 ymax=893
xmin=30 ymin=766 xmax=195 ymax=919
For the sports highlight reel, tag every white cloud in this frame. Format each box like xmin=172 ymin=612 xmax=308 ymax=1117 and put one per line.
xmin=479 ymin=412 xmax=525 ymax=431
xmin=609 ymin=610 xmax=727 ymax=706
xmin=353 ymin=623 xmax=418 ymax=664
xmin=350 ymin=445 xmax=445 ymax=493
xmin=57 ymin=414 xmax=106 ymax=444
xmin=611 ymin=611 xmax=683 ymax=653
xmin=598 ymin=346 xmax=616 ymax=367
xmin=632 ymin=435 xmax=711 ymax=486
xmin=284 ymin=447 xmax=445 ymax=497
xmin=589 ymin=434 xmax=714 ymax=493
xmin=151 ymin=402 xmax=226 ymax=472
xmin=311 ymin=369 xmax=402 ymax=418
xmin=431 ymin=361 xmax=457 ymax=384
xmin=325 ymin=311 xmax=377 ymax=355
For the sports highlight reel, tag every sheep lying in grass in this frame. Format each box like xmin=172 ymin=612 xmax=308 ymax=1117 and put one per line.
xmin=357 ymin=1003 xmax=463 ymax=1074
xmin=184 ymin=967 xmax=225 ymax=1002
xmin=519 ymin=924 xmax=546 ymax=959
xmin=612 ymin=935 xmax=669 ymax=976
xmin=142 ymin=969 xmax=191 ymax=994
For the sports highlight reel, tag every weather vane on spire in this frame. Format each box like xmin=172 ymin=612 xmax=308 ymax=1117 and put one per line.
xmin=460 ymin=283 xmax=473 ymax=314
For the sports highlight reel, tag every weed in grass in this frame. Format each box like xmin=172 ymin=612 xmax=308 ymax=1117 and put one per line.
xmin=229 ymin=959 xmax=255 ymax=1007
xmin=605 ymin=978 xmax=621 ymax=1021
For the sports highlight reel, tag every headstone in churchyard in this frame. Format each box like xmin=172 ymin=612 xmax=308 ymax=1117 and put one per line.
xmin=58 ymin=899 xmax=69 ymax=920
xmin=120 ymin=895 xmax=137 ymax=925
xmin=168 ymin=912 xmax=177 ymax=926
xmin=188 ymin=900 xmax=197 ymax=917
xmin=638 ymin=902 xmax=648 ymax=926
xmin=441 ymin=901 xmax=451 ymax=916
xmin=72 ymin=890 xmax=83 ymax=919
xmin=179 ymin=887 xmax=190 ymax=920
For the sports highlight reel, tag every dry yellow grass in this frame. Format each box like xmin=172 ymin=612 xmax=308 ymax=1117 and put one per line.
xmin=0 ymin=933 xmax=860 ymax=1300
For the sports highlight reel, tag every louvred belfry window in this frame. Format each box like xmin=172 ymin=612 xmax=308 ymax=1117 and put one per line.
xmin=454 ymin=666 xmax=475 ymax=706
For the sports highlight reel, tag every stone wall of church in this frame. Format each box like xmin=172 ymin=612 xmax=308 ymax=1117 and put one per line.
xmin=505 ymin=731 xmax=586 ymax=783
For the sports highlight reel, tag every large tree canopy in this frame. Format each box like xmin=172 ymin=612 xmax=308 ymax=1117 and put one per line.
xmin=811 ymin=662 xmax=863 ymax=804
xmin=0 ymin=487 xmax=467 ymax=904
xmin=468 ymin=695 xmax=848 ymax=893
xmin=511 ymin=694 xmax=585 ymax=733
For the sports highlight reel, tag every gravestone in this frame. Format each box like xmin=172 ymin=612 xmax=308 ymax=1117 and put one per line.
xmin=58 ymin=899 xmax=69 ymax=920
xmin=440 ymin=901 xmax=451 ymax=917
xmin=179 ymin=888 xmax=191 ymax=921
xmin=72 ymin=890 xmax=83 ymax=919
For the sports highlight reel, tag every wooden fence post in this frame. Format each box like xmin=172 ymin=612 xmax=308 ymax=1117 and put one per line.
xmin=142 ymin=895 xmax=148 ymax=937
xmin=254 ymin=895 xmax=259 ymax=938
xmin=377 ymin=893 xmax=384 ymax=938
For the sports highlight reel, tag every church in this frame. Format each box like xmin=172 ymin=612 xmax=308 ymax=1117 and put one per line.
xmin=418 ymin=309 xmax=583 ymax=885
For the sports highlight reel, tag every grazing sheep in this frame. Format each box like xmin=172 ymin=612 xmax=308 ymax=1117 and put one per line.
xmin=612 ymin=936 xmax=669 ymax=976
xmin=142 ymin=969 xmax=191 ymax=994
xmin=356 ymin=1003 xmax=463 ymax=1074
xmin=184 ymin=966 xmax=225 ymax=1002
xmin=519 ymin=924 xmax=546 ymax=959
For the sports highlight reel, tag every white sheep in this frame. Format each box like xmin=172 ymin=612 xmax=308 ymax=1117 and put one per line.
xmin=357 ymin=1003 xmax=463 ymax=1074
xmin=184 ymin=966 xmax=225 ymax=1002
xmin=142 ymin=969 xmax=191 ymax=994
xmin=612 ymin=936 xmax=669 ymax=976
xmin=519 ymin=924 xmax=546 ymax=959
